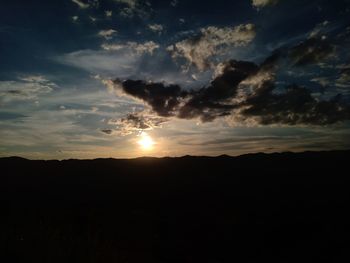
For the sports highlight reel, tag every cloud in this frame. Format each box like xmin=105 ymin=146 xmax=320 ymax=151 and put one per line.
xmin=71 ymin=0 xmax=90 ymax=9
xmin=107 ymin=112 xmax=167 ymax=136
xmin=101 ymin=41 xmax=159 ymax=55
xmin=336 ymin=64 xmax=350 ymax=88
xmin=240 ymin=84 xmax=349 ymax=126
xmin=171 ymin=0 xmax=178 ymax=7
xmin=113 ymin=79 xmax=186 ymax=117
xmin=101 ymin=129 xmax=114 ymax=135
xmin=309 ymin=20 xmax=330 ymax=39
xmin=148 ymin=24 xmax=164 ymax=34
xmin=311 ymin=77 xmax=331 ymax=87
xmin=106 ymin=55 xmax=350 ymax=126
xmin=252 ymin=0 xmax=279 ymax=8
xmin=98 ymin=29 xmax=117 ymax=39
xmin=115 ymin=0 xmax=153 ymax=18
xmin=57 ymin=49 xmax=141 ymax=75
xmin=115 ymin=0 xmax=137 ymax=8
xmin=107 ymin=60 xmax=258 ymax=122
xmin=256 ymin=27 xmax=339 ymax=69
xmin=0 ymin=75 xmax=55 ymax=104
xmin=167 ymin=24 xmax=256 ymax=71
xmin=57 ymin=44 xmax=198 ymax=85
xmin=90 ymin=0 xmax=99 ymax=8
xmin=57 ymin=40 xmax=162 ymax=80
xmin=289 ymin=36 xmax=336 ymax=66
xmin=0 ymin=112 xmax=27 ymax=121
xmin=177 ymin=60 xmax=260 ymax=122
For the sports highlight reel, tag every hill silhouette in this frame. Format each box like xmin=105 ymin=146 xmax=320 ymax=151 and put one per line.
xmin=2 ymin=151 xmax=350 ymax=262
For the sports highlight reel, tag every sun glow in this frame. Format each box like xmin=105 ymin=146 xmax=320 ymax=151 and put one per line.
xmin=138 ymin=133 xmax=155 ymax=151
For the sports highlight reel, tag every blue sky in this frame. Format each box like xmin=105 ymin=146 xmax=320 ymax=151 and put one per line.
xmin=1 ymin=0 xmax=350 ymax=159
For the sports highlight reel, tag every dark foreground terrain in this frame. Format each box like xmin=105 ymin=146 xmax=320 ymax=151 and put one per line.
xmin=2 ymin=151 xmax=350 ymax=262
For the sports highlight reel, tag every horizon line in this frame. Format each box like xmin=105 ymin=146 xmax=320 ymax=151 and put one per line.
xmin=1 ymin=149 xmax=349 ymax=162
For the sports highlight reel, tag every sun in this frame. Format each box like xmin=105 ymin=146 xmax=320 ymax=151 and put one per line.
xmin=138 ymin=133 xmax=155 ymax=151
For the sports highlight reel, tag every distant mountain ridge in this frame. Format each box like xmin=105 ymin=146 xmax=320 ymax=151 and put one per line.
xmin=1 ymin=149 xmax=349 ymax=162
xmin=2 ymin=150 xmax=350 ymax=262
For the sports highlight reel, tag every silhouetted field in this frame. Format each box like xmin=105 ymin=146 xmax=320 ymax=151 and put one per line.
xmin=2 ymin=151 xmax=350 ymax=262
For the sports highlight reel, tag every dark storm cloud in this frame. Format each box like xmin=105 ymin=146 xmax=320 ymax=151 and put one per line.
xmin=242 ymin=84 xmax=350 ymax=125
xmin=255 ymin=20 xmax=341 ymax=69
xmin=113 ymin=60 xmax=259 ymax=122
xmin=256 ymin=34 xmax=337 ymax=69
xmin=110 ymin=54 xmax=350 ymax=126
xmin=119 ymin=80 xmax=187 ymax=117
xmin=103 ymin=16 xmax=350 ymax=127
xmin=177 ymin=60 xmax=259 ymax=122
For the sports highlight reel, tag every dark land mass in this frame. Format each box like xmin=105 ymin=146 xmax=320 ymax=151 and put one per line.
xmin=2 ymin=151 xmax=350 ymax=262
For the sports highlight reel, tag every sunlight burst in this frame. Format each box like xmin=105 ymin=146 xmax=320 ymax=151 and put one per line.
xmin=138 ymin=133 xmax=155 ymax=151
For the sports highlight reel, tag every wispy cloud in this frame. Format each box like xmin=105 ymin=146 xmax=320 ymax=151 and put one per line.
xmin=98 ymin=29 xmax=117 ymax=39
xmin=252 ymin=0 xmax=279 ymax=9
xmin=57 ymin=49 xmax=145 ymax=76
xmin=101 ymin=41 xmax=159 ymax=55
xmin=71 ymin=0 xmax=90 ymax=9
xmin=0 ymin=76 xmax=56 ymax=104
xmin=336 ymin=64 xmax=350 ymax=88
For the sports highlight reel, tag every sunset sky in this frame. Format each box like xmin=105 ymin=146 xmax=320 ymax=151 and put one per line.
xmin=1 ymin=0 xmax=350 ymax=159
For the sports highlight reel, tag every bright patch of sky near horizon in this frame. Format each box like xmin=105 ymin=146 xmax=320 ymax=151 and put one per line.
xmin=0 ymin=0 xmax=350 ymax=159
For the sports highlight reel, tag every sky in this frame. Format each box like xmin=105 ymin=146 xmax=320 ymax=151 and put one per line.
xmin=0 ymin=0 xmax=350 ymax=159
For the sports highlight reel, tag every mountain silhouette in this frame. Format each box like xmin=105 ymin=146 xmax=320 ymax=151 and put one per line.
xmin=2 ymin=151 xmax=350 ymax=262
